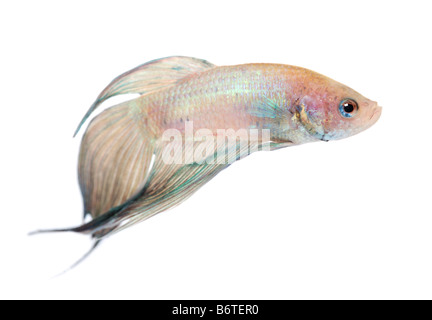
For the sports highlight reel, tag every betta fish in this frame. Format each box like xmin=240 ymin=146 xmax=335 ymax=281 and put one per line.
xmin=33 ymin=56 xmax=381 ymax=260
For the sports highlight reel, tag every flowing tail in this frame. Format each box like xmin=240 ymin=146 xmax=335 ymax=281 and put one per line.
xmin=32 ymin=56 xmax=217 ymax=239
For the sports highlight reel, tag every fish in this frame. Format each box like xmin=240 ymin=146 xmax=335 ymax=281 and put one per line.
xmin=33 ymin=56 xmax=381 ymax=256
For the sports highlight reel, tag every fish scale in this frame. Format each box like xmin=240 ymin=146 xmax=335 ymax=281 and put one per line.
xmin=145 ymin=64 xmax=291 ymax=135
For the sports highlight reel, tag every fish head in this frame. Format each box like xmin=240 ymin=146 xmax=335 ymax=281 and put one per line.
xmin=295 ymin=76 xmax=382 ymax=141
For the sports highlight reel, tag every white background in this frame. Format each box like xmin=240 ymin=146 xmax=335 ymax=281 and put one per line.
xmin=1 ymin=0 xmax=431 ymax=300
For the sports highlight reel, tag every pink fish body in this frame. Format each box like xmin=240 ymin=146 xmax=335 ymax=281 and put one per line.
xmin=37 ymin=57 xmax=381 ymax=249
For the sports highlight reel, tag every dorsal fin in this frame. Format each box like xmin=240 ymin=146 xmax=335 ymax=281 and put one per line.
xmin=74 ymin=56 xmax=215 ymax=136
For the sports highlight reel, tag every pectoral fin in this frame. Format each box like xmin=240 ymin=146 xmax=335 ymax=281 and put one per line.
xmin=247 ymin=97 xmax=288 ymax=119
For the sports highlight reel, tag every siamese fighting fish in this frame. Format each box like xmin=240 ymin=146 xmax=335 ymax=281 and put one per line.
xmin=35 ymin=56 xmax=382 ymax=251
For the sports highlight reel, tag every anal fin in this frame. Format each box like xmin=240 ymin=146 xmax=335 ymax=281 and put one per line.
xmin=78 ymin=137 xmax=265 ymax=238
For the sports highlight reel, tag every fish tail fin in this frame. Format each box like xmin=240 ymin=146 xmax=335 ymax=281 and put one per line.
xmin=78 ymin=99 xmax=157 ymax=220
xmin=29 ymin=227 xmax=102 ymax=275
xmin=28 ymin=222 xmax=100 ymax=236
xmin=50 ymin=239 xmax=102 ymax=278
xmin=65 ymin=239 xmax=102 ymax=271
xmin=77 ymin=56 xmax=216 ymax=220
xmin=32 ymin=56 xmax=217 ymax=242
xmin=28 ymin=227 xmax=77 ymax=236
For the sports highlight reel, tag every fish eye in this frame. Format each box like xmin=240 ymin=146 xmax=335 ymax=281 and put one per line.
xmin=339 ymin=99 xmax=358 ymax=118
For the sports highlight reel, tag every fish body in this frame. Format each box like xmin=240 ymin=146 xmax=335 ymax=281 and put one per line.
xmin=134 ymin=62 xmax=379 ymax=145
xmin=42 ymin=57 xmax=381 ymax=242
xmin=149 ymin=64 xmax=295 ymax=136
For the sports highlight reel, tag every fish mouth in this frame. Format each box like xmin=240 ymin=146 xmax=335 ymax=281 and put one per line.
xmin=367 ymin=105 xmax=382 ymax=127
